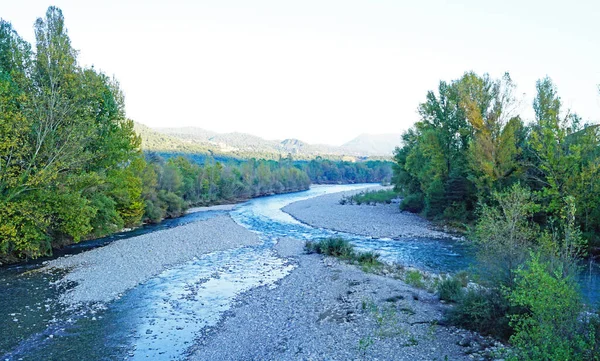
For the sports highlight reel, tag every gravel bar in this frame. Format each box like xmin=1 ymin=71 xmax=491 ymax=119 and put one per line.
xmin=44 ymin=215 xmax=260 ymax=306
xmin=283 ymin=190 xmax=450 ymax=239
xmin=188 ymin=238 xmax=492 ymax=361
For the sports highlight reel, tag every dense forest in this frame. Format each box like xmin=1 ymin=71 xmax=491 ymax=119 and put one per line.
xmin=0 ymin=8 xmax=391 ymax=264
xmin=393 ymin=72 xmax=600 ymax=359
xmin=150 ymin=152 xmax=393 ymax=185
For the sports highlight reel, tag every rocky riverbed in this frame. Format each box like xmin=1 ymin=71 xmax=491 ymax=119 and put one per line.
xmin=188 ymin=237 xmax=502 ymax=361
xmin=187 ymin=190 xmax=502 ymax=360
xmin=282 ymin=189 xmax=451 ymax=239
xmin=44 ymin=215 xmax=260 ymax=306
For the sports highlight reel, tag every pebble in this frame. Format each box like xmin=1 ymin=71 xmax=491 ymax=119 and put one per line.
xmin=283 ymin=189 xmax=452 ymax=239
xmin=44 ymin=215 xmax=260 ymax=305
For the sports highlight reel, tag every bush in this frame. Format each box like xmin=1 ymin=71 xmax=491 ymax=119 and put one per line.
xmin=405 ymin=270 xmax=424 ymax=288
xmin=347 ymin=189 xmax=398 ymax=205
xmin=437 ymin=276 xmax=463 ymax=303
xmin=356 ymin=251 xmax=381 ymax=266
xmin=473 ymin=184 xmax=539 ymax=288
xmin=445 ymin=288 xmax=512 ymax=339
xmin=400 ymin=193 xmax=424 ymax=213
xmin=305 ymin=237 xmax=355 ymax=259
xmin=507 ymin=253 xmax=598 ymax=361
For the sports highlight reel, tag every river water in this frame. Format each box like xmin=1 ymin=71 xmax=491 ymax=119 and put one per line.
xmin=1 ymin=184 xmax=598 ymax=360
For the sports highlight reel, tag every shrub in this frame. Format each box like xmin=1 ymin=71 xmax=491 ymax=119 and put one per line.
xmin=405 ymin=270 xmax=424 ymax=288
xmin=305 ymin=237 xmax=355 ymax=259
xmin=445 ymin=288 xmax=512 ymax=339
xmin=356 ymin=251 xmax=381 ymax=266
xmin=437 ymin=276 xmax=463 ymax=303
xmin=473 ymin=184 xmax=539 ymax=288
xmin=348 ymin=189 xmax=398 ymax=205
xmin=507 ymin=252 xmax=598 ymax=361
xmin=400 ymin=193 xmax=424 ymax=213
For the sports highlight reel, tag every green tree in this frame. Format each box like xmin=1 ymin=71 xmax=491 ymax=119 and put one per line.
xmin=508 ymin=253 xmax=597 ymax=361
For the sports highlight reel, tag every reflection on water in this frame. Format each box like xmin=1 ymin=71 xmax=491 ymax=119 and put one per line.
xmin=1 ymin=184 xmax=598 ymax=360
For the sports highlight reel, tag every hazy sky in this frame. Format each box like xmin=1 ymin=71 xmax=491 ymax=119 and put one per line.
xmin=4 ymin=1 xmax=600 ymax=145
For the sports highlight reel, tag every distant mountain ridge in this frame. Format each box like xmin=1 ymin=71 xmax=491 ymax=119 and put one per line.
xmin=135 ymin=123 xmax=400 ymax=158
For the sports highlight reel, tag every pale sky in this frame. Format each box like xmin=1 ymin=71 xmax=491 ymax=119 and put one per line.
xmin=4 ymin=0 xmax=600 ymax=145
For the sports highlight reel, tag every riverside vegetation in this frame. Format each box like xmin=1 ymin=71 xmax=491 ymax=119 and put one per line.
xmin=392 ymin=72 xmax=600 ymax=360
xmin=0 ymin=7 xmax=391 ymax=264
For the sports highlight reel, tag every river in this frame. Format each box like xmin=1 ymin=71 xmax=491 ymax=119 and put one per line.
xmin=1 ymin=184 xmax=598 ymax=360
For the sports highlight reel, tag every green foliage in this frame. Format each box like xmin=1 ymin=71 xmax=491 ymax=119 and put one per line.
xmin=340 ymin=189 xmax=398 ymax=205
xmin=473 ymin=184 xmax=540 ymax=288
xmin=138 ymin=154 xmax=312 ymax=223
xmin=445 ymin=288 xmax=512 ymax=339
xmin=392 ymin=72 xmax=600 ymax=257
xmin=305 ymin=237 xmax=355 ymax=259
xmin=437 ymin=276 xmax=464 ymax=303
xmin=305 ymin=238 xmax=384 ymax=273
xmin=399 ymin=193 xmax=424 ymax=213
xmin=302 ymin=158 xmax=393 ymax=185
xmin=0 ymin=8 xmax=143 ymax=262
xmin=507 ymin=253 xmax=598 ymax=361
xmin=356 ymin=251 xmax=383 ymax=272
xmin=424 ymin=178 xmax=446 ymax=219
xmin=404 ymin=270 xmax=424 ymax=288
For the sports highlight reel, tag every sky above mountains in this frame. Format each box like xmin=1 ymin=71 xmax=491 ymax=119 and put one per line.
xmin=5 ymin=0 xmax=600 ymax=145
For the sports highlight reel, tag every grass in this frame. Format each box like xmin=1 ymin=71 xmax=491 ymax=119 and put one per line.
xmin=339 ymin=189 xmax=398 ymax=205
xmin=306 ymin=238 xmax=444 ymax=293
xmin=305 ymin=238 xmax=384 ymax=271
xmin=405 ymin=270 xmax=425 ymax=288
xmin=305 ymin=237 xmax=355 ymax=258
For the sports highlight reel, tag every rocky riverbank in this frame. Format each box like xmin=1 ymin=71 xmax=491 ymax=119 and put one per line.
xmin=44 ymin=215 xmax=260 ymax=307
xmin=188 ymin=237 xmax=501 ymax=361
xmin=282 ymin=189 xmax=451 ymax=239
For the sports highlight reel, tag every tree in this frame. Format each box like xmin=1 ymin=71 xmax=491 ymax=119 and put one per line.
xmin=466 ymin=73 xmax=524 ymax=198
xmin=0 ymin=7 xmax=143 ymax=261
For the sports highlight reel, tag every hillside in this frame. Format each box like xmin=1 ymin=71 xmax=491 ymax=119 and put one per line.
xmin=143 ymin=125 xmax=399 ymax=158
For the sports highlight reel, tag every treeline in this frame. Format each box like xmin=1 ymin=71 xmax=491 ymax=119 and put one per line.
xmin=153 ymin=152 xmax=394 ymax=185
xmin=300 ymin=158 xmax=393 ymax=184
xmin=394 ymin=72 xmax=600 ymax=359
xmin=140 ymin=154 xmax=310 ymax=223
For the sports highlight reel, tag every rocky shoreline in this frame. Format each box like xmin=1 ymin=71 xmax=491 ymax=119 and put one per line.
xmin=282 ymin=189 xmax=452 ymax=239
xmin=188 ymin=237 xmax=502 ymax=361
xmin=44 ymin=215 xmax=260 ymax=306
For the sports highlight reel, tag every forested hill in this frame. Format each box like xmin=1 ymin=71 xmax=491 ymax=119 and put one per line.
xmin=137 ymin=123 xmax=399 ymax=159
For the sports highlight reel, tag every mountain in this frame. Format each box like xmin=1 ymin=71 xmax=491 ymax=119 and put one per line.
xmin=133 ymin=123 xmax=211 ymax=154
xmin=341 ymin=133 xmax=402 ymax=156
xmin=135 ymin=123 xmax=399 ymax=159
